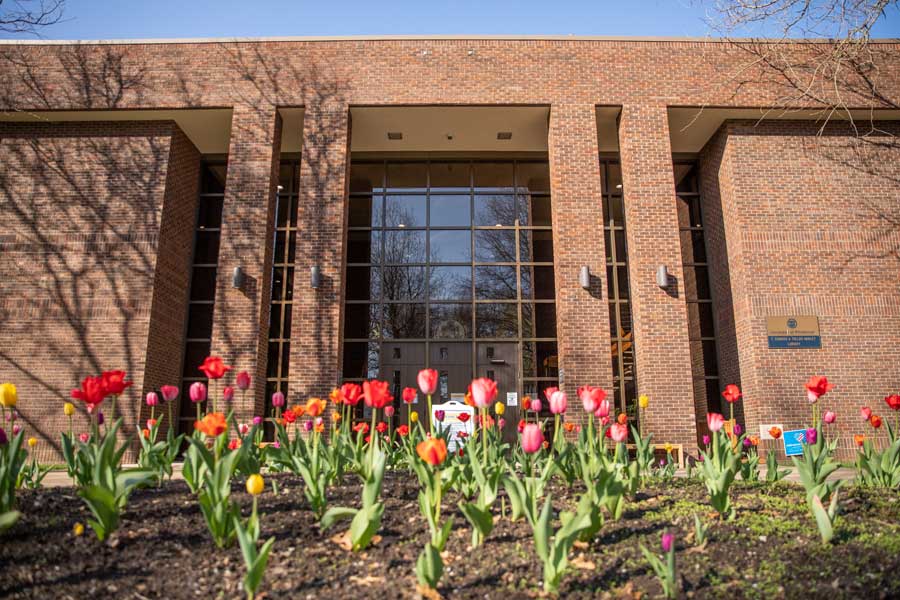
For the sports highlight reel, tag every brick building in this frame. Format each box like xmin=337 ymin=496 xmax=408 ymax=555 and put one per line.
xmin=1 ymin=36 xmax=898 ymax=460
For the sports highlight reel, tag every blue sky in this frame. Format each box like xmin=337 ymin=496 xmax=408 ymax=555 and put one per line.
xmin=2 ymin=0 xmax=899 ymax=40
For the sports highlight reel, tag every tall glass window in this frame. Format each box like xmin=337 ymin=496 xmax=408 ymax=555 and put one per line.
xmin=343 ymin=160 xmax=558 ymax=418
xmin=179 ymin=161 xmax=226 ymax=431
xmin=675 ymin=161 xmax=721 ymax=417
xmin=264 ymin=159 xmax=300 ymax=420
xmin=601 ymin=159 xmax=637 ymax=419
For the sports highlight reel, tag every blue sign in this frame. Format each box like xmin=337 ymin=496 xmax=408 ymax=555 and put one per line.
xmin=783 ymin=428 xmax=807 ymax=456
xmin=768 ymin=335 xmax=821 ymax=349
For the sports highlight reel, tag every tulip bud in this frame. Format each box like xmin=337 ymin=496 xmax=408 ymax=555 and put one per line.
xmin=27 ymin=436 xmax=37 ymax=448
xmin=189 ymin=382 xmax=207 ymax=403
xmin=0 ymin=427 xmax=6 ymax=445
xmin=12 ymin=424 xmax=22 ymax=436
xmin=236 ymin=371 xmax=251 ymax=390
xmin=531 ymin=399 xmax=542 ymax=413
xmin=702 ymin=434 xmax=711 ymax=446
xmin=638 ymin=394 xmax=649 ymax=409
xmin=160 ymin=385 xmax=179 ymax=403
xmin=521 ymin=423 xmax=544 ymax=453
xmin=145 ymin=392 xmax=159 ymax=407
xmin=64 ymin=402 xmax=75 ymax=417
xmin=303 ymin=419 xmax=313 ymax=432
xmin=223 ymin=386 xmax=234 ymax=402
xmin=823 ymin=410 xmax=836 ymax=424
xmin=498 ymin=418 xmax=506 ymax=429
xmin=743 ymin=437 xmax=752 ymax=448
xmin=246 ymin=473 xmax=264 ymax=496
xmin=271 ymin=391 xmax=285 ymax=408
xmin=238 ymin=423 xmax=250 ymax=435
xmin=384 ymin=405 xmax=395 ymax=418
xmin=252 ymin=415 xmax=263 ymax=425
xmin=410 ymin=411 xmax=419 ymax=423
xmin=78 ymin=432 xmax=90 ymax=443
xmin=860 ymin=406 xmax=872 ymax=421
xmin=96 ymin=411 xmax=104 ymax=426
xmin=73 ymin=522 xmax=84 ymax=537
xmin=495 ymin=401 xmax=505 ymax=416
xmin=733 ymin=423 xmax=742 ymax=436
xmin=661 ymin=532 xmax=674 ymax=553
xmin=805 ymin=427 xmax=818 ymax=445
xmin=0 ymin=383 xmax=18 ymax=409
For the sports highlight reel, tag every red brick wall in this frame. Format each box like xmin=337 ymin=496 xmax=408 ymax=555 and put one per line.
xmin=700 ymin=120 xmax=900 ymax=458
xmin=0 ymin=121 xmax=198 ymax=460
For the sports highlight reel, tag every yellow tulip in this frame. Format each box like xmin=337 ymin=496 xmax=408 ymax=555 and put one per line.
xmin=664 ymin=442 xmax=673 ymax=453
xmin=0 ymin=383 xmax=17 ymax=408
xmin=494 ymin=402 xmax=505 ymax=416
xmin=73 ymin=522 xmax=84 ymax=536
xmin=410 ymin=411 xmax=419 ymax=423
xmin=246 ymin=473 xmax=265 ymax=496
xmin=331 ymin=410 xmax=342 ymax=422
xmin=638 ymin=394 xmax=649 ymax=409
xmin=64 ymin=402 xmax=75 ymax=417
xmin=28 ymin=437 xmax=38 ymax=448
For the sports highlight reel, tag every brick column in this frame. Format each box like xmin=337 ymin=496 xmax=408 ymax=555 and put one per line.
xmin=618 ymin=104 xmax=697 ymax=451
xmin=210 ymin=105 xmax=282 ymax=419
xmin=287 ymin=105 xmax=351 ymax=401
xmin=547 ymin=104 xmax=613 ymax=429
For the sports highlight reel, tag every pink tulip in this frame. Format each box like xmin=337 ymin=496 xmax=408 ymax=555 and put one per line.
xmin=189 ymin=382 xmax=207 ymax=403
xmin=594 ymin=399 xmax=610 ymax=418
xmin=661 ymin=532 xmax=675 ymax=553
xmin=12 ymin=424 xmax=22 ymax=436
xmin=160 ymin=385 xmax=179 ymax=402
xmin=145 ymin=392 xmax=159 ymax=407
xmin=805 ymin=427 xmax=818 ymax=445
xmin=823 ymin=410 xmax=836 ymax=424
xmin=252 ymin=415 xmax=263 ymax=425
xmin=417 ymin=369 xmax=438 ymax=396
xmin=610 ymin=423 xmax=628 ymax=442
xmin=78 ymin=432 xmax=90 ymax=443
xmin=578 ymin=385 xmax=606 ymax=413
xmin=548 ymin=390 xmax=568 ymax=414
xmin=271 ymin=391 xmax=285 ymax=408
xmin=303 ymin=420 xmax=313 ymax=432
xmin=600 ymin=415 xmax=610 ymax=426
xmin=702 ymin=434 xmax=711 ymax=446
xmin=521 ymin=423 xmax=544 ymax=453
xmin=707 ymin=412 xmax=725 ymax=433
xmin=223 ymin=386 xmax=234 ymax=402
xmin=272 ymin=441 xmax=280 ymax=449
xmin=384 ymin=405 xmax=395 ymax=418
xmin=531 ymin=398 xmax=542 ymax=413
xmin=236 ymin=371 xmax=251 ymax=390
xmin=238 ymin=423 xmax=250 ymax=435
xmin=470 ymin=378 xmax=498 ymax=408
xmin=498 ymin=418 xmax=506 ymax=429
xmin=860 ymin=406 xmax=872 ymax=421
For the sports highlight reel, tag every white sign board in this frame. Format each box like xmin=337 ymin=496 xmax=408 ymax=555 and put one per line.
xmin=432 ymin=400 xmax=475 ymax=451
xmin=759 ymin=423 xmax=784 ymax=441
xmin=506 ymin=392 xmax=518 ymax=407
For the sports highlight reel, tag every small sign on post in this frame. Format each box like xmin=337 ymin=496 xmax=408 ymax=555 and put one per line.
xmin=431 ymin=400 xmax=474 ymax=451
xmin=782 ymin=428 xmax=807 ymax=456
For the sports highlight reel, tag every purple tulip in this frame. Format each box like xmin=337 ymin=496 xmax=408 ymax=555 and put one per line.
xmin=702 ymin=434 xmax=711 ymax=446
xmin=434 ymin=410 xmax=445 ymax=422
xmin=252 ymin=416 xmax=263 ymax=425
xmin=97 ymin=411 xmax=104 ymax=426
xmin=743 ymin=437 xmax=753 ymax=448
xmin=0 ymin=427 xmax=7 ymax=445
xmin=661 ymin=532 xmax=674 ymax=553
xmin=805 ymin=427 xmax=818 ymax=445
xmin=733 ymin=423 xmax=743 ymax=436
xmin=303 ymin=420 xmax=313 ymax=432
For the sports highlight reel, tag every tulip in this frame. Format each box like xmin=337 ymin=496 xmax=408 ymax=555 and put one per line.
xmin=63 ymin=402 xmax=75 ymax=416
xmin=198 ymin=356 xmax=232 ymax=380
xmin=252 ymin=415 xmax=263 ymax=425
xmin=222 ymin=386 xmax=234 ymax=402
xmin=743 ymin=437 xmax=753 ymax=448
xmin=303 ymin=419 xmax=314 ymax=432
xmin=397 ymin=424 xmax=410 ymax=437
xmin=305 ymin=397 xmax=326 ymax=417
xmin=531 ymin=398 xmax=542 ymax=413
xmin=498 ymin=417 xmax=506 ymax=429
xmin=854 ymin=434 xmax=866 ymax=447
xmin=271 ymin=391 xmax=285 ymax=408
xmin=517 ymin=418 xmax=526 ymax=433
xmin=73 ymin=522 xmax=84 ymax=536
xmin=638 ymin=394 xmax=649 ymax=409
xmin=71 ymin=376 xmax=108 ymax=407
xmin=548 ymin=390 xmax=567 ymax=414
xmin=495 ymin=401 xmax=505 ymax=416
xmin=0 ymin=427 xmax=7 ymax=445
xmin=101 ymin=371 xmax=133 ymax=396
xmin=385 ymin=405 xmax=395 ymax=418
xmin=702 ymin=434 xmax=711 ymax=446
xmin=470 ymin=378 xmax=498 ymax=408
xmin=886 ymin=394 xmax=900 ymax=411
xmin=661 ymin=532 xmax=674 ymax=553
xmin=189 ymin=382 xmax=207 ymax=403
xmin=706 ymin=412 xmax=725 ymax=433
xmin=194 ymin=412 xmax=227 ymax=437
xmin=434 ymin=410 xmax=445 ymax=422
xmin=238 ymin=423 xmax=250 ymax=435
xmin=417 ymin=437 xmax=448 ymax=466
xmin=160 ymin=385 xmax=179 ymax=402
xmin=246 ymin=474 xmax=264 ymax=496
xmin=823 ymin=410 xmax=836 ymax=424
xmin=147 ymin=419 xmax=157 ymax=428
xmin=228 ymin=438 xmax=241 ymax=450
xmin=340 ymin=382 xmax=363 ymax=405
xmin=805 ymin=375 xmax=834 ymax=403
xmin=410 ymin=411 xmax=419 ymax=423
xmin=610 ymin=422 xmax=628 ymax=442
xmin=870 ymin=414 xmax=883 ymax=429
xmin=78 ymin=432 xmax=90 ymax=443
xmin=768 ymin=426 xmax=782 ymax=439
xmin=417 ymin=369 xmax=438 ymax=396
xmin=578 ymin=385 xmax=606 ymax=413
xmin=402 ymin=387 xmax=417 ymax=404
xmin=363 ymin=380 xmax=393 ymax=409
xmin=0 ymin=383 xmax=17 ymax=408
xmin=733 ymin=423 xmax=742 ymax=436
xmin=805 ymin=427 xmax=818 ymax=445
xmin=236 ymin=371 xmax=251 ymax=390
xmin=314 ymin=417 xmax=325 ymax=433
xmin=331 ymin=410 xmax=342 ymax=423
xmin=145 ymin=392 xmax=159 ymax=407
xmin=522 ymin=395 xmax=532 ymax=411
xmin=26 ymin=436 xmax=37 ymax=449
xmin=617 ymin=413 xmax=628 ymax=425
xmin=521 ymin=423 xmax=544 ymax=454
xmin=860 ymin=406 xmax=872 ymax=421
xmin=96 ymin=411 xmax=104 ymax=426
xmin=721 ymin=384 xmax=742 ymax=403
xmin=594 ymin=399 xmax=610 ymax=418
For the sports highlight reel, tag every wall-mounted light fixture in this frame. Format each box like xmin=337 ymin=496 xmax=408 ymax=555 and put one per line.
xmin=232 ymin=266 xmax=245 ymax=289
xmin=579 ymin=266 xmax=591 ymax=289
xmin=310 ymin=265 xmax=322 ymax=289
xmin=656 ymin=265 xmax=670 ymax=288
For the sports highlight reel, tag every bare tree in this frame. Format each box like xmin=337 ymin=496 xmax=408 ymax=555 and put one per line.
xmin=0 ymin=0 xmax=64 ymax=35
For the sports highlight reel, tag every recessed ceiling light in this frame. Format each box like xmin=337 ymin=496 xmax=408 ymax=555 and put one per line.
xmin=387 ymin=132 xmax=403 ymax=140
xmin=615 ymin=184 xmax=622 ymax=189
xmin=497 ymin=132 xmax=512 ymax=140
xmin=398 ymin=223 xmax=406 ymax=228
xmin=446 ymin=133 xmax=454 ymax=140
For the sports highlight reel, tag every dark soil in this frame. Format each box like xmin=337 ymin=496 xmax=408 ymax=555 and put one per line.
xmin=2 ymin=475 xmax=899 ymax=599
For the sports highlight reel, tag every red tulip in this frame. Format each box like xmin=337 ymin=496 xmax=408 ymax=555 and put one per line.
xmin=578 ymin=385 xmax=606 ymax=413
xmin=198 ymin=356 xmax=232 ymax=380
xmin=236 ymin=371 xmax=251 ymax=390
xmin=543 ymin=386 xmax=559 ymax=401
xmin=805 ymin=376 xmax=834 ymax=403
xmin=402 ymin=387 xmax=417 ymax=404
xmin=101 ymin=371 xmax=133 ymax=396
xmin=721 ymin=384 xmax=742 ymax=404
xmin=160 ymin=385 xmax=179 ymax=402
xmin=870 ymin=415 xmax=883 ymax=429
xmin=457 ymin=412 xmax=470 ymax=423
xmin=854 ymin=434 xmax=866 ymax=447
xmin=470 ymin=378 xmax=498 ymax=409
xmin=610 ymin=422 xmax=628 ymax=442
xmin=707 ymin=412 xmax=725 ymax=432
xmin=417 ymin=369 xmax=438 ymax=396
xmin=417 ymin=437 xmax=448 ymax=466
xmin=396 ymin=424 xmax=410 ymax=437
xmin=222 ymin=386 xmax=234 ymax=402
xmin=194 ymin=412 xmax=227 ymax=437
xmin=376 ymin=421 xmax=388 ymax=434
xmin=71 ymin=376 xmax=108 ymax=407
xmin=522 ymin=396 xmax=531 ymax=411
xmin=594 ymin=399 xmax=610 ymax=418
xmin=521 ymin=423 xmax=544 ymax=453
xmin=885 ymin=394 xmax=900 ymax=411
xmin=340 ymin=382 xmax=363 ymax=406
xmin=353 ymin=422 xmax=370 ymax=434
xmin=363 ymin=380 xmax=393 ymax=409
xmin=517 ymin=418 xmax=526 ymax=433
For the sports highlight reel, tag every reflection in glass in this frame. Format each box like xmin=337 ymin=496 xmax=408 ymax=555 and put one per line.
xmin=519 ymin=230 xmax=554 ymax=263
xmin=383 ymin=304 xmax=426 ymax=338
xmin=430 ymin=303 xmax=472 ymax=339
xmin=429 ymin=230 xmax=471 ymax=263
xmin=475 ymin=229 xmax=516 ymax=263
xmin=430 ymin=194 xmax=471 ymax=226
xmin=475 ymin=194 xmax=517 ymax=226
xmin=384 ymin=230 xmax=426 ymax=263
xmin=475 ymin=266 xmax=517 ymax=300
xmin=429 ymin=266 xmax=472 ymax=300
xmin=385 ymin=195 xmax=426 ymax=227
xmin=349 ymin=196 xmax=382 ymax=227
xmin=387 ymin=162 xmax=427 ymax=191
xmin=476 ymin=304 xmax=518 ymax=338
xmin=474 ymin=162 xmax=514 ymax=191
xmin=382 ymin=266 xmax=426 ymax=300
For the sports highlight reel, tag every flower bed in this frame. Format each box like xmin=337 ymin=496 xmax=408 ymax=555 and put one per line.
xmin=2 ymin=475 xmax=900 ymax=598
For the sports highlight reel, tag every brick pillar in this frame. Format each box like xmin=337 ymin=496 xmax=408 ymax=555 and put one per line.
xmin=619 ymin=104 xmax=698 ymax=451
xmin=287 ymin=105 xmax=351 ymax=401
xmin=548 ymin=103 xmax=613 ymax=429
xmin=210 ymin=105 xmax=282 ymax=419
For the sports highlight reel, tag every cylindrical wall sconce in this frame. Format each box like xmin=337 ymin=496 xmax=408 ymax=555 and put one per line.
xmin=310 ymin=265 xmax=322 ymax=289
xmin=232 ymin=266 xmax=245 ymax=289
xmin=579 ymin=266 xmax=591 ymax=289
xmin=656 ymin=265 xmax=670 ymax=288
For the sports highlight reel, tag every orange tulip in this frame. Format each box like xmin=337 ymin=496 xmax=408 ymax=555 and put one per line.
xmin=331 ymin=410 xmax=342 ymax=422
xmin=416 ymin=437 xmax=448 ymax=466
xmin=194 ymin=412 xmax=227 ymax=437
xmin=305 ymin=397 xmax=326 ymax=418
xmin=563 ymin=422 xmax=576 ymax=433
xmin=869 ymin=414 xmax=883 ymax=429
xmin=768 ymin=426 xmax=782 ymax=439
xmin=617 ymin=413 xmax=628 ymax=425
xmin=854 ymin=434 xmax=866 ymax=447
